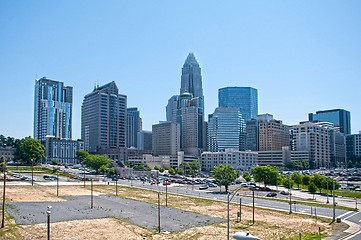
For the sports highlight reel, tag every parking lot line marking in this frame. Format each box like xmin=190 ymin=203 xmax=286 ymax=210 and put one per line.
xmin=337 ymin=211 xmax=354 ymax=218
xmin=344 ymin=212 xmax=359 ymax=220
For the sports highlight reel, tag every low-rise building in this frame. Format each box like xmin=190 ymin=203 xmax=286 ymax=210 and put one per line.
xmin=44 ymin=137 xmax=84 ymax=164
xmin=258 ymin=146 xmax=309 ymax=167
xmin=201 ymin=148 xmax=258 ymax=172
xmin=0 ymin=147 xmax=15 ymax=162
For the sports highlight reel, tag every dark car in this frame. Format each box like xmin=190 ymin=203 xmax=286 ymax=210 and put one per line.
xmin=199 ymin=185 xmax=209 ymax=190
xmin=266 ymin=192 xmax=277 ymax=197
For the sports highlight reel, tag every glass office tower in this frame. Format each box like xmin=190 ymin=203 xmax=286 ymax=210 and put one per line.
xmin=34 ymin=77 xmax=72 ymax=141
xmin=208 ymin=107 xmax=246 ymax=152
xmin=308 ymin=109 xmax=351 ymax=135
xmin=127 ymin=107 xmax=142 ymax=148
xmin=218 ymin=87 xmax=258 ymax=121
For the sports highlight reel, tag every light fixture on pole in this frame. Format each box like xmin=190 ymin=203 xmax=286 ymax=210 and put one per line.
xmin=47 ymin=206 xmax=52 ymax=240
xmin=31 ymin=159 xmax=34 ymax=186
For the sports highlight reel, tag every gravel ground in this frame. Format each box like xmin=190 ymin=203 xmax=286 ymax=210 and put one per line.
xmin=7 ymin=194 xmax=224 ymax=232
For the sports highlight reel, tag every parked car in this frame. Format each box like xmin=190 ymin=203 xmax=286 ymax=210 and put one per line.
xmin=199 ymin=185 xmax=209 ymax=190
xmin=266 ymin=192 xmax=277 ymax=197
xmin=280 ymin=191 xmax=290 ymax=195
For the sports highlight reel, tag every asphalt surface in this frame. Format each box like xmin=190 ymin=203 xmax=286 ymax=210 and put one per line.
xmin=7 ymin=194 xmax=225 ymax=232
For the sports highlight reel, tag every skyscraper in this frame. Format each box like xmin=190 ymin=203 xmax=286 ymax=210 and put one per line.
xmin=127 ymin=107 xmax=142 ymax=148
xmin=81 ymin=81 xmax=127 ymax=153
xmin=308 ymin=109 xmax=351 ymax=135
xmin=176 ymin=93 xmax=204 ymax=157
xmin=34 ymin=77 xmax=72 ymax=141
xmin=166 ymin=95 xmax=178 ymax=122
xmin=180 ymin=53 xmax=203 ymax=100
xmin=208 ymin=107 xmax=246 ymax=152
xmin=218 ymin=87 xmax=258 ymax=121
xmin=152 ymin=121 xmax=180 ymax=156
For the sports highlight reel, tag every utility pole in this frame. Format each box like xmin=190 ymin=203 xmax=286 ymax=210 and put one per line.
xmin=115 ymin=178 xmax=118 ymax=196
xmin=239 ymin=197 xmax=242 ymax=222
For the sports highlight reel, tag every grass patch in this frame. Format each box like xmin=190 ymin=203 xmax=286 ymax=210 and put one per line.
xmin=283 ymin=232 xmax=326 ymax=240
xmin=254 ymin=195 xmax=354 ymax=211
xmin=8 ymin=166 xmax=76 ymax=178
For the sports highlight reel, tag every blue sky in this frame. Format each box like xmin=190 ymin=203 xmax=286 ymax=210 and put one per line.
xmin=0 ymin=0 xmax=360 ymax=139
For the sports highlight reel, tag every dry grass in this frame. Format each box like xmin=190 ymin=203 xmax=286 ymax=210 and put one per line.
xmin=0 ymin=184 xmax=341 ymax=240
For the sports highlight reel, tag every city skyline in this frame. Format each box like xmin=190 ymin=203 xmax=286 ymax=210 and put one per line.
xmin=1 ymin=1 xmax=361 ymax=139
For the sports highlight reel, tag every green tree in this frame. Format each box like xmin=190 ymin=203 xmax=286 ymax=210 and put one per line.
xmin=159 ymin=167 xmax=165 ymax=173
xmin=50 ymin=159 xmax=58 ymax=165
xmin=1 ymin=156 xmax=7 ymax=172
xmin=189 ymin=160 xmax=201 ymax=174
xmin=242 ymin=171 xmax=252 ymax=182
xmin=99 ymin=165 xmax=107 ymax=174
xmin=252 ymin=165 xmax=278 ymax=187
xmin=211 ymin=165 xmax=240 ymax=192
xmin=282 ymin=176 xmax=294 ymax=189
xmin=179 ymin=162 xmax=190 ymax=175
xmin=313 ymin=174 xmax=325 ymax=194
xmin=292 ymin=172 xmax=302 ymax=189
xmin=302 ymin=175 xmax=311 ymax=186
xmin=308 ymin=183 xmax=317 ymax=199
xmin=108 ymin=168 xmax=115 ymax=176
xmin=76 ymin=150 xmax=89 ymax=164
xmin=84 ymin=155 xmax=110 ymax=173
xmin=176 ymin=168 xmax=183 ymax=175
xmin=154 ymin=166 xmax=160 ymax=171
xmin=168 ymin=167 xmax=175 ymax=175
xmin=13 ymin=137 xmax=45 ymax=164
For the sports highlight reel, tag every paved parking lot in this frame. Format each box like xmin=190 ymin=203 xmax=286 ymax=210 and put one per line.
xmin=7 ymin=194 xmax=225 ymax=232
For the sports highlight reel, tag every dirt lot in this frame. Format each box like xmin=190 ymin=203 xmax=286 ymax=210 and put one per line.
xmin=0 ymin=184 xmax=343 ymax=240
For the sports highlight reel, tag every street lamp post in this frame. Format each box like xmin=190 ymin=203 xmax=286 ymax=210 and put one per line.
xmin=83 ymin=163 xmax=86 ymax=188
xmin=56 ymin=173 xmax=59 ymax=197
xmin=1 ymin=172 xmax=6 ymax=228
xmin=165 ymin=182 xmax=168 ymax=207
xmin=115 ymin=177 xmax=118 ymax=196
xmin=91 ymin=179 xmax=93 ymax=209
xmin=31 ymin=159 xmax=34 ymax=186
xmin=47 ymin=206 xmax=52 ymax=240
xmin=226 ymin=186 xmax=244 ymax=240
xmin=157 ymin=191 xmax=162 ymax=233
xmin=326 ymin=177 xmax=329 ymax=204
xmin=289 ymin=176 xmax=292 ymax=214
xmin=333 ymin=179 xmax=336 ymax=222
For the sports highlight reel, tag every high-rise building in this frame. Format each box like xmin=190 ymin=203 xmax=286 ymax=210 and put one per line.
xmin=309 ymin=109 xmax=351 ymax=135
xmin=218 ymin=87 xmax=258 ymax=121
xmin=176 ymin=93 xmax=204 ymax=157
xmin=291 ymin=122 xmax=332 ymax=168
xmin=208 ymin=107 xmax=246 ymax=152
xmin=137 ymin=130 xmax=152 ymax=151
xmin=258 ymin=114 xmax=290 ymax=151
xmin=347 ymin=131 xmax=361 ymax=160
xmin=81 ymin=81 xmax=127 ymax=153
xmin=180 ymin=53 xmax=203 ymax=102
xmin=166 ymin=95 xmax=178 ymax=122
xmin=152 ymin=121 xmax=180 ymax=156
xmin=34 ymin=77 xmax=73 ymax=141
xmin=245 ymin=114 xmax=274 ymax=151
xmin=127 ymin=107 xmax=142 ymax=148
